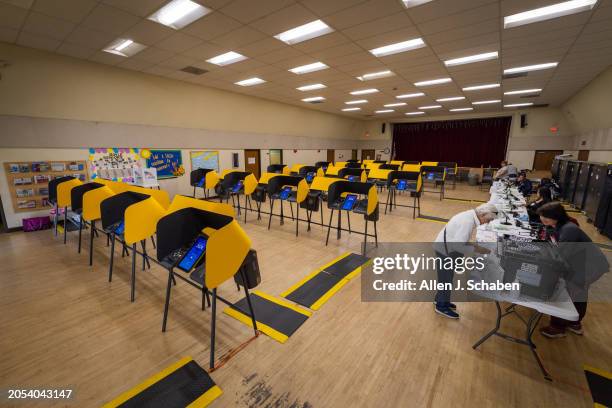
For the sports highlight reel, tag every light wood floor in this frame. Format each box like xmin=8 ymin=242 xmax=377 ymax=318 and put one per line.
xmin=1 ymin=184 xmax=610 ymax=407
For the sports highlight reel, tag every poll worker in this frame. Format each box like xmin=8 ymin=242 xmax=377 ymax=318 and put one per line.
xmin=516 ymin=172 xmax=533 ymax=196
xmin=494 ymin=160 xmax=518 ymax=180
xmin=433 ymin=203 xmax=499 ymax=319
xmin=527 ymin=186 xmax=552 ymax=223
xmin=537 ymin=202 xmax=609 ymax=338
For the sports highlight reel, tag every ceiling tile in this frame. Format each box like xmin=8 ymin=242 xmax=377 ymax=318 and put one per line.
xmin=299 ymin=0 xmax=368 ymax=17
xmin=210 ymin=25 xmax=267 ymax=48
xmin=131 ymin=46 xmax=175 ymax=63
xmin=235 ymin=37 xmax=286 ymax=57
xmin=249 ymin=3 xmax=318 ymax=36
xmin=81 ymin=3 xmax=141 ymax=35
xmin=156 ymin=32 xmax=203 ymax=53
xmin=64 ymin=26 xmax=116 ymax=49
xmin=0 ymin=2 xmax=28 ymax=29
xmin=101 ymin=0 xmax=168 ymax=18
xmin=182 ymin=12 xmax=242 ymax=40
xmin=407 ymin=0 xmax=497 ymax=23
xmin=252 ymin=45 xmax=304 ymax=64
xmin=56 ymin=42 xmax=96 ymax=59
xmin=1 ymin=0 xmax=34 ymax=9
xmin=117 ymin=57 xmax=152 ymax=71
xmin=219 ymin=0 xmax=294 ymax=24
xmin=0 ymin=26 xmax=19 ymax=42
xmin=31 ymin=0 xmax=97 ymax=24
xmin=22 ymin=12 xmax=76 ymax=41
xmin=123 ymin=19 xmax=174 ymax=46
xmin=180 ymin=41 xmax=226 ymax=60
xmin=157 ymin=54 xmax=199 ymax=70
xmin=324 ymin=0 xmax=404 ymax=30
xmin=16 ymin=31 xmax=61 ymax=52
xmin=88 ymin=50 xmax=125 ymax=66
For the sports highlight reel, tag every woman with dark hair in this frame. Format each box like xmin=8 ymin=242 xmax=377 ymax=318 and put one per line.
xmin=527 ymin=187 xmax=552 ymax=223
xmin=536 ymin=202 xmax=609 ymax=338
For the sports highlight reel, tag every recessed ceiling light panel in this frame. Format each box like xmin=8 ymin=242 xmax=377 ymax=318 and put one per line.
xmin=384 ymin=102 xmax=407 ymax=107
xmin=342 ymin=107 xmax=361 ymax=111
xmin=357 ymin=70 xmax=394 ymax=81
xmin=444 ymin=51 xmax=498 ymax=67
xmin=419 ymin=105 xmax=442 ymax=109
xmin=504 ymin=0 xmax=598 ymax=29
xmin=235 ymin=77 xmax=266 ymax=86
xmin=274 ymin=20 xmax=334 ymax=45
xmin=345 ymin=99 xmax=368 ymax=105
xmin=396 ymin=92 xmax=425 ymax=99
xmin=504 ymin=88 xmax=542 ymax=95
xmin=505 ymin=102 xmax=534 ymax=108
xmin=148 ymin=0 xmax=211 ymax=30
xmin=436 ymin=96 xmax=465 ymax=102
xmin=302 ymin=96 xmax=325 ymax=102
xmin=288 ymin=62 xmax=328 ymax=74
xmin=472 ymin=100 xmax=501 ymax=105
xmin=402 ymin=0 xmax=435 ymax=8
xmin=297 ymin=83 xmax=326 ymax=91
xmin=206 ymin=51 xmax=247 ymax=66
xmin=414 ymin=78 xmax=452 ymax=87
xmin=103 ymin=38 xmax=146 ymax=57
xmin=503 ymin=63 xmax=558 ymax=74
xmin=350 ymin=88 xmax=379 ymax=95
xmin=450 ymin=107 xmax=474 ymax=112
xmin=375 ymin=109 xmax=394 ymax=113
xmin=405 ymin=111 xmax=425 ymax=115
xmin=369 ymin=38 xmax=425 ymax=57
xmin=462 ymin=83 xmax=500 ymax=91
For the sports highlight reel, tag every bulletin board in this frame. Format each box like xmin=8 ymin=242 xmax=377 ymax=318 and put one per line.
xmin=88 ymin=148 xmax=142 ymax=183
xmin=146 ymin=150 xmax=184 ymax=179
xmin=190 ymin=151 xmax=220 ymax=172
xmin=3 ymin=161 xmax=88 ymax=212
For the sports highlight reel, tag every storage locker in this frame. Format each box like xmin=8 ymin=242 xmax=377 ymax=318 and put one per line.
xmin=584 ymin=163 xmax=608 ymax=221
xmin=594 ymin=165 xmax=612 ymax=238
xmin=559 ymin=160 xmax=579 ymax=202
xmin=551 ymin=158 xmax=561 ymax=180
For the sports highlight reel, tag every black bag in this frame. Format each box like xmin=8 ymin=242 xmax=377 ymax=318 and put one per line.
xmin=251 ymin=185 xmax=267 ymax=203
xmin=234 ymin=249 xmax=261 ymax=289
xmin=300 ymin=192 xmax=320 ymax=211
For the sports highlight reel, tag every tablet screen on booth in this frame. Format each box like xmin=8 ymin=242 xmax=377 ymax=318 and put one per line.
xmin=197 ymin=177 xmax=205 ymax=187
xmin=232 ymin=180 xmax=243 ymax=193
xmin=306 ymin=172 xmax=315 ymax=183
xmin=114 ymin=220 xmax=125 ymax=235
xmin=178 ymin=236 xmax=208 ymax=272
xmin=342 ymin=194 xmax=358 ymax=211
xmin=427 ymin=172 xmax=435 ymax=180
xmin=397 ymin=179 xmax=407 ymax=190
xmin=348 ymin=175 xmax=358 ymax=182
xmin=280 ymin=186 xmax=292 ymax=200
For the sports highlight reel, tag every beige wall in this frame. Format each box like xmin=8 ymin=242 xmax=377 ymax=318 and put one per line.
xmin=0 ymin=43 xmax=364 ymax=141
xmin=562 ymin=66 xmax=612 ymax=134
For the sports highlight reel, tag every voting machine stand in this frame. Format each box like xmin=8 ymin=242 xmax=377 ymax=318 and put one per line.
xmin=100 ymin=191 xmax=153 ymax=300
xmin=190 ymin=168 xmax=216 ymax=199
xmin=438 ymin=162 xmax=457 ymax=189
xmin=384 ymin=170 xmax=422 ymax=218
xmin=266 ymin=175 xmax=301 ymax=229
xmin=54 ymin=177 xmax=83 ymax=244
xmin=156 ymin=207 xmax=258 ymax=369
xmin=49 ymin=176 xmax=76 ymax=237
xmin=325 ymin=180 xmax=379 ymax=253
xmin=220 ymin=171 xmax=254 ymax=219
xmin=71 ymin=182 xmax=105 ymax=253
xmin=420 ymin=165 xmax=446 ymax=200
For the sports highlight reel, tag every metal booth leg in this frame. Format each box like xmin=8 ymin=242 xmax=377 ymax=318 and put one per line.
xmin=210 ymin=288 xmax=217 ymax=370
xmin=325 ymin=209 xmax=334 ymax=246
xmin=162 ymin=268 xmax=174 ymax=332
xmin=267 ymin=199 xmax=274 ymax=230
xmin=89 ymin=220 xmax=95 ymax=266
xmin=63 ymin=207 xmax=68 ymax=244
xmin=108 ymin=232 xmax=115 ymax=282
xmin=130 ymin=243 xmax=137 ymax=302
xmin=241 ymin=269 xmax=258 ymax=336
xmin=78 ymin=217 xmax=83 ymax=253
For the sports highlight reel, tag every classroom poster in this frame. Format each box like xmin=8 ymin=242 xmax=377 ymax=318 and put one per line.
xmin=146 ymin=150 xmax=184 ymax=179
xmin=88 ymin=148 xmax=141 ymax=183
xmin=190 ymin=151 xmax=220 ymax=172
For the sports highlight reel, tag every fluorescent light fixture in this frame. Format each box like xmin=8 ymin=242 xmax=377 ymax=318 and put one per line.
xmin=235 ymin=77 xmax=266 ymax=86
xmin=302 ymin=96 xmax=325 ymax=102
xmin=450 ymin=107 xmax=474 ymax=112
xmin=504 ymin=0 xmax=598 ymax=29
xmin=472 ymin=100 xmax=501 ymax=105
xmin=148 ymin=0 xmax=210 ymax=30
xmin=357 ymin=70 xmax=395 ymax=81
xmin=297 ymin=83 xmax=326 ymax=91
xmin=504 ymin=88 xmax=542 ymax=95
xmin=375 ymin=109 xmax=394 ymax=113
xmin=406 ymin=111 xmax=425 ymax=115
xmin=342 ymin=107 xmax=361 ymax=112
xmin=419 ymin=105 xmax=442 ymax=109
xmin=206 ymin=51 xmax=247 ymax=66
xmin=350 ymin=88 xmax=379 ymax=95
xmin=103 ymin=38 xmax=146 ymax=57
xmin=414 ymin=78 xmax=452 ymax=87
xmin=504 ymin=63 xmax=558 ymax=74
xmin=345 ymin=99 xmax=368 ymax=105
xmin=436 ymin=96 xmax=465 ymax=102
xmin=369 ymin=38 xmax=425 ymax=57
xmin=289 ymin=62 xmax=328 ymax=74
xmin=444 ymin=51 xmax=498 ymax=67
xmin=396 ymin=92 xmax=425 ymax=99
xmin=505 ymin=102 xmax=534 ymax=108
xmin=462 ymin=83 xmax=500 ymax=91
xmin=402 ymin=0 xmax=435 ymax=8
xmin=384 ymin=102 xmax=407 ymax=107
xmin=274 ymin=19 xmax=334 ymax=45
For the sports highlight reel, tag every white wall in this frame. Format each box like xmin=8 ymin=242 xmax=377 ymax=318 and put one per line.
xmin=281 ymin=150 xmax=327 ymax=168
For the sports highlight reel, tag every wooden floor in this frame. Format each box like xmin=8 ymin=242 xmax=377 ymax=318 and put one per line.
xmin=1 ymin=184 xmax=611 ymax=407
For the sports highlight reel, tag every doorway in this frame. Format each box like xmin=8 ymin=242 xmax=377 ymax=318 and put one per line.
xmin=351 ymin=149 xmax=358 ymax=160
xmin=533 ymin=150 xmax=563 ymax=171
xmin=269 ymin=149 xmax=283 ymax=165
xmin=578 ymin=150 xmax=589 ymax=161
xmin=327 ymin=149 xmax=335 ymax=163
xmin=361 ymin=149 xmax=375 ymax=161
xmin=244 ymin=149 xmax=261 ymax=178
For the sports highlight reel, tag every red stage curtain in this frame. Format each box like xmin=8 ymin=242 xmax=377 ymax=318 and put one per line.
xmin=392 ymin=117 xmax=512 ymax=167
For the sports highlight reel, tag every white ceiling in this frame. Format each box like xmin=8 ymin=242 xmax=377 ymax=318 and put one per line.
xmin=1 ymin=0 xmax=611 ymax=120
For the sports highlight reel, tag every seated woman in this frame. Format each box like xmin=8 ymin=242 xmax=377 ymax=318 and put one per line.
xmin=537 ymin=202 xmax=609 ymax=338
xmin=527 ymin=186 xmax=552 ymax=223
xmin=516 ymin=172 xmax=533 ymax=196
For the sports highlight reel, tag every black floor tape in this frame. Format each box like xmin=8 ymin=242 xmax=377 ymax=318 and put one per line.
xmin=225 ymin=292 xmax=311 ymax=343
xmin=417 ymin=214 xmax=450 ymax=222
xmin=584 ymin=366 xmax=612 ymax=407
xmin=105 ymin=357 xmax=221 ymax=408
xmin=284 ymin=272 xmax=344 ymax=308
xmin=324 ymin=253 xmax=370 ymax=279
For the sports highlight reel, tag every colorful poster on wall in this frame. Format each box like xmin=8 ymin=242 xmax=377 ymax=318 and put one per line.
xmin=88 ymin=148 xmax=142 ymax=183
xmin=146 ymin=150 xmax=184 ymax=179
xmin=190 ymin=151 xmax=220 ymax=172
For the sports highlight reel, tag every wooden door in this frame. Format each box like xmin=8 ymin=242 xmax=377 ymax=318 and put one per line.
xmin=361 ymin=149 xmax=375 ymax=161
xmin=578 ymin=150 xmax=589 ymax=161
xmin=533 ymin=150 xmax=563 ymax=171
xmin=351 ymin=150 xmax=358 ymax=160
xmin=327 ymin=149 xmax=335 ymax=163
xmin=244 ymin=149 xmax=261 ymax=178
